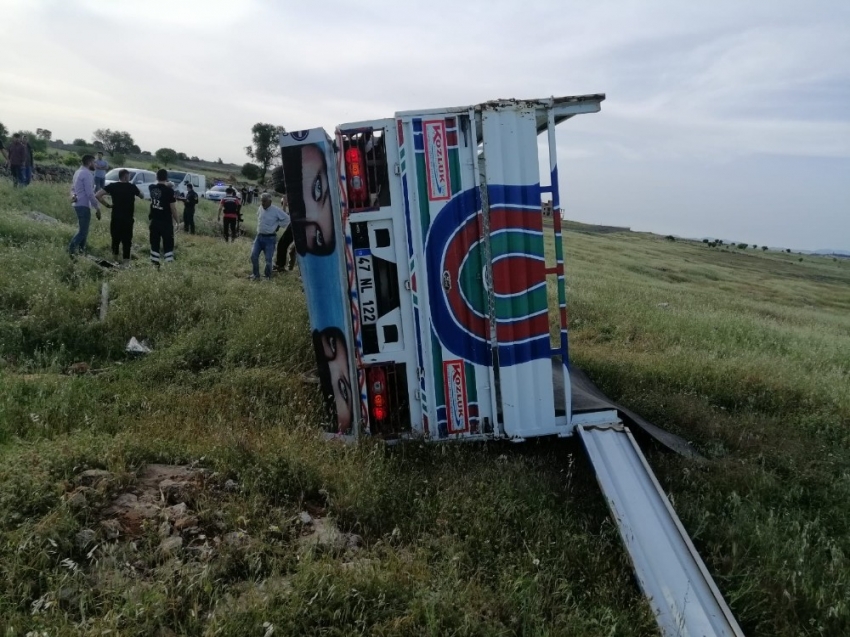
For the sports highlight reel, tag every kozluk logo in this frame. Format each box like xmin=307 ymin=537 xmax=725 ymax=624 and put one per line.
xmin=291 ymin=130 xmax=310 ymax=141
xmin=424 ymin=120 xmax=451 ymax=201
xmin=443 ymin=360 xmax=468 ymax=433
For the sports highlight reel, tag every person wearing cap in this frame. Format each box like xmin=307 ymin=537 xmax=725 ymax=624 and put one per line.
xmin=182 ymin=182 xmax=199 ymax=234
xmin=217 ymin=187 xmax=242 ymax=242
xmin=93 ymin=152 xmax=109 ymax=191
xmin=250 ymin=192 xmax=290 ymax=280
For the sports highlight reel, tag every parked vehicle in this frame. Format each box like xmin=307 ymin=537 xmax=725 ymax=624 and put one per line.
xmin=167 ymin=170 xmax=207 ymax=199
xmin=104 ymin=168 xmax=157 ymax=199
xmin=204 ymin=184 xmax=241 ymax=202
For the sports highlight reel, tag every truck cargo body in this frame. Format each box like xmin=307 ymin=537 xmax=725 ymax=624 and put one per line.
xmin=281 ymin=95 xmax=609 ymax=441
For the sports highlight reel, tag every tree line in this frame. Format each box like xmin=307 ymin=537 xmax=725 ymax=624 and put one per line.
xmin=2 ymin=120 xmax=289 ymax=185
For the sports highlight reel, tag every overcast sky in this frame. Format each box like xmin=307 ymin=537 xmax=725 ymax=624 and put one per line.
xmin=2 ymin=0 xmax=848 ymax=250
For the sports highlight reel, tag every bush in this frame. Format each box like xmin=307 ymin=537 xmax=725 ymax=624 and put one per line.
xmin=737 ymin=243 xmax=748 ymax=249
xmin=63 ymin=155 xmax=80 ymax=167
xmin=141 ymin=150 xmax=152 ymax=156
xmin=665 ymin=235 xmax=676 ymax=241
xmin=111 ymin=153 xmax=126 ymax=166
xmin=33 ymin=152 xmax=48 ymax=162
xmin=241 ymin=163 xmax=260 ymax=180
xmin=761 ymin=246 xmax=768 ymax=251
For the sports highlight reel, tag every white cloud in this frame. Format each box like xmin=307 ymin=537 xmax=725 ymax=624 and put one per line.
xmin=1 ymin=0 xmax=847 ymax=248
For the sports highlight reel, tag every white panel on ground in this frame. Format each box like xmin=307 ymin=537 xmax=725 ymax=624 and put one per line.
xmin=578 ymin=425 xmax=744 ymax=637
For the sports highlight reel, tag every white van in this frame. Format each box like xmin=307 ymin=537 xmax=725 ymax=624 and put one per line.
xmin=167 ymin=171 xmax=206 ymax=198
xmin=103 ymin=168 xmax=158 ymax=199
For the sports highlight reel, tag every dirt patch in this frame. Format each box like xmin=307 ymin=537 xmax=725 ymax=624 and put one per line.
xmin=99 ymin=464 xmax=205 ymax=539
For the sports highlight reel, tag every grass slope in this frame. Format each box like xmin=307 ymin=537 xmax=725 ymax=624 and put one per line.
xmin=1 ymin=183 xmax=848 ymax=636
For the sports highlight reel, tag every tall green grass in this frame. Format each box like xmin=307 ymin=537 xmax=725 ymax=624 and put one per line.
xmin=1 ymin=183 xmax=849 ymax=635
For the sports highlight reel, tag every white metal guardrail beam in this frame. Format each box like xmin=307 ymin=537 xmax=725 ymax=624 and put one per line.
xmin=578 ymin=425 xmax=744 ymax=637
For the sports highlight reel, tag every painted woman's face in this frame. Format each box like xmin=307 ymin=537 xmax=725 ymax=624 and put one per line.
xmin=320 ymin=330 xmax=352 ymax=433
xmin=300 ymin=144 xmax=334 ymax=253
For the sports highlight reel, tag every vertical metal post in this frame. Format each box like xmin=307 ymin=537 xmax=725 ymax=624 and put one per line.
xmin=471 ymin=108 xmax=503 ymax=435
xmin=547 ymin=106 xmax=571 ymax=424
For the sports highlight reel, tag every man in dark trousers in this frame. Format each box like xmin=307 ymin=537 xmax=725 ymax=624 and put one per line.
xmin=22 ymin=134 xmax=34 ymax=185
xmin=241 ymin=185 xmax=249 ymax=205
xmin=275 ymin=194 xmax=296 ymax=272
xmin=7 ymin=134 xmax=27 ymax=187
xmin=217 ymin=187 xmax=242 ymax=242
xmin=148 ymin=169 xmax=179 ymax=266
xmin=96 ymin=168 xmax=144 ymax=266
xmin=182 ymin=182 xmax=199 ymax=234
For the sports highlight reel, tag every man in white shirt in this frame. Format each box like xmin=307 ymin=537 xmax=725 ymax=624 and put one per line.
xmin=251 ymin=192 xmax=290 ymax=280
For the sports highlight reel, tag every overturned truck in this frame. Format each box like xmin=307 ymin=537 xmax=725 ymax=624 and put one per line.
xmin=279 ymin=95 xmax=744 ymax=637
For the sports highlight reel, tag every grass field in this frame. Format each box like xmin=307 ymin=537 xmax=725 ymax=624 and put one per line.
xmin=1 ymin=182 xmax=848 ymax=636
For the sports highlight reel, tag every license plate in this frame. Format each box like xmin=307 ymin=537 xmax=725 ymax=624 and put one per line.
xmin=355 ymin=249 xmax=378 ymax=324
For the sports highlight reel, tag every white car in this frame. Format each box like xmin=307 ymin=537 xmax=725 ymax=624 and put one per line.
xmin=204 ymin=184 xmax=241 ymax=202
xmin=104 ymin=168 xmax=158 ymax=199
xmin=168 ymin=170 xmax=207 ymax=199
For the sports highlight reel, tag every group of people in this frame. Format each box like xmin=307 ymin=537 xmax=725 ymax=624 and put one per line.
xmin=68 ymin=154 xmax=180 ymax=267
xmin=68 ymin=154 xmax=293 ymax=278
xmin=213 ymin=184 xmax=295 ymax=278
xmin=1 ymin=133 xmax=36 ymax=187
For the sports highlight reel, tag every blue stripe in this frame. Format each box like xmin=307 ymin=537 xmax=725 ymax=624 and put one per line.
xmin=498 ymin=336 xmax=551 ymax=367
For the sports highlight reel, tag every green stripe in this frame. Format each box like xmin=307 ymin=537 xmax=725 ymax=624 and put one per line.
xmin=448 ymin=148 xmax=461 ymax=197
xmin=415 ymin=154 xmax=430 ymax=247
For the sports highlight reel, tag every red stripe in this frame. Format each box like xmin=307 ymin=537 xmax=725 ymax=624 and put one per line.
xmin=493 ymin=256 xmax=546 ymax=296
xmin=490 ymin=207 xmax=544 ymax=234
xmin=496 ymin=312 xmax=550 ymax=342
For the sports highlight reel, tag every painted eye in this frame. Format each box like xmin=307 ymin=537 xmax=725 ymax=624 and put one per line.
xmin=312 ymin=174 xmax=322 ymax=202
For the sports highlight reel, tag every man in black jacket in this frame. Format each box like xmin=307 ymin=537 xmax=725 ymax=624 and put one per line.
xmin=183 ymin=183 xmax=199 ymax=234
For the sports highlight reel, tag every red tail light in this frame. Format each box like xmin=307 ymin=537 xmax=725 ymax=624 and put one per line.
xmin=345 ymin=147 xmax=368 ymax=207
xmin=368 ymin=367 xmax=388 ymax=422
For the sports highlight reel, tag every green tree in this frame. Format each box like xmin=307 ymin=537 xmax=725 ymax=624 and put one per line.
xmin=72 ymin=138 xmax=87 ymax=146
xmin=155 ymin=148 xmax=178 ymax=166
xmin=35 ymin=128 xmax=52 ymax=141
xmin=245 ymin=123 xmax=285 ymax=184
xmin=177 ymin=152 xmax=188 ymax=161
xmin=762 ymin=246 xmax=768 ymax=251
xmin=0 ymin=121 xmax=8 ymax=142
xmin=92 ymin=129 xmax=135 ymax=155
xmin=241 ymin=162 xmax=260 ymax=180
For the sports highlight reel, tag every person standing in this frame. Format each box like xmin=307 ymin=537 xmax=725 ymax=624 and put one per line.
xmin=217 ymin=187 xmax=241 ymax=242
xmin=93 ymin=152 xmax=109 ymax=191
xmin=182 ymin=182 xmax=199 ymax=234
xmin=95 ymin=168 xmax=143 ymax=266
xmin=7 ymin=134 xmax=27 ymax=188
xmin=69 ymin=154 xmax=101 ymax=256
xmin=240 ymin=185 xmax=249 ymax=205
xmin=22 ymin=134 xmax=34 ymax=185
xmin=148 ymin=168 xmax=179 ymax=266
xmin=251 ymin=192 xmax=290 ymax=280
